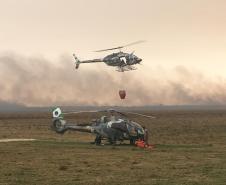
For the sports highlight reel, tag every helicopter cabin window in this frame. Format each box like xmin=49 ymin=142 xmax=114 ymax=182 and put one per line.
xmin=120 ymin=57 xmax=127 ymax=63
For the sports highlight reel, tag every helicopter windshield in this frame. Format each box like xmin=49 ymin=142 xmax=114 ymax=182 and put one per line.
xmin=128 ymin=121 xmax=144 ymax=134
xmin=127 ymin=121 xmax=144 ymax=135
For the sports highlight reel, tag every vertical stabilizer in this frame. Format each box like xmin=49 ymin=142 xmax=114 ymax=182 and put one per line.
xmin=73 ymin=53 xmax=81 ymax=69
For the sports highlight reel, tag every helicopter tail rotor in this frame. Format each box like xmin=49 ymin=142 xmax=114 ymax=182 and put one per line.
xmin=52 ymin=118 xmax=67 ymax=134
xmin=73 ymin=53 xmax=81 ymax=69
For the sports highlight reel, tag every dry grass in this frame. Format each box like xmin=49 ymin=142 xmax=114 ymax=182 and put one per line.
xmin=0 ymin=110 xmax=226 ymax=185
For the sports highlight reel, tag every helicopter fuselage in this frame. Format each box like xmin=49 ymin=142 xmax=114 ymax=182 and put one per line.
xmin=103 ymin=52 xmax=142 ymax=67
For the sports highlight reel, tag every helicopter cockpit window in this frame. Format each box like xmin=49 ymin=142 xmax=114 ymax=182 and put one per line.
xmin=126 ymin=124 xmax=138 ymax=137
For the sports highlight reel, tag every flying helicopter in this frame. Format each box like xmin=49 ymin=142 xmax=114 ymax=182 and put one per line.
xmin=73 ymin=40 xmax=145 ymax=72
xmin=51 ymin=107 xmax=155 ymax=145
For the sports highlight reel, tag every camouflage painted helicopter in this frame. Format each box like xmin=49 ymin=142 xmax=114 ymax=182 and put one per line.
xmin=73 ymin=40 xmax=145 ymax=72
xmin=52 ymin=107 xmax=154 ymax=145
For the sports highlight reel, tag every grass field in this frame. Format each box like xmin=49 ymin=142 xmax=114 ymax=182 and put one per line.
xmin=0 ymin=110 xmax=226 ymax=185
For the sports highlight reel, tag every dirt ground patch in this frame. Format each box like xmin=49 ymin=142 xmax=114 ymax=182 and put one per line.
xmin=0 ymin=139 xmax=36 ymax=142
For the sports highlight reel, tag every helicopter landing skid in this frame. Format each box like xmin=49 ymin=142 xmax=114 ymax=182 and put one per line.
xmin=116 ymin=66 xmax=137 ymax=72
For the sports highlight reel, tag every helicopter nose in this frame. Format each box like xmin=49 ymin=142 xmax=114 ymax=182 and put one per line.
xmin=137 ymin=58 xmax=142 ymax=63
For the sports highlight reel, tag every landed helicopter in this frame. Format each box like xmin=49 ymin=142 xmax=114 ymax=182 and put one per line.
xmin=51 ymin=107 xmax=155 ymax=145
xmin=73 ymin=40 xmax=145 ymax=72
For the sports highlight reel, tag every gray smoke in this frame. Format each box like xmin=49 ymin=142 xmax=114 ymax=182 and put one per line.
xmin=0 ymin=100 xmax=25 ymax=112
xmin=1 ymin=53 xmax=226 ymax=107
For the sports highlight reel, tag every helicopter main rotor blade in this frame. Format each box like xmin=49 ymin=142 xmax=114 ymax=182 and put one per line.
xmin=94 ymin=40 xmax=146 ymax=52
xmin=61 ymin=109 xmax=155 ymax=119
xmin=62 ymin=109 xmax=114 ymax=115
xmin=122 ymin=40 xmax=146 ymax=48
xmin=63 ymin=110 xmax=102 ymax=115
xmin=112 ymin=110 xmax=155 ymax=119
xmin=94 ymin=46 xmax=124 ymax=52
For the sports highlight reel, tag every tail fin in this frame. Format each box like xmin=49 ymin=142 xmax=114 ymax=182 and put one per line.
xmin=73 ymin=53 xmax=80 ymax=69
xmin=52 ymin=107 xmax=63 ymax=119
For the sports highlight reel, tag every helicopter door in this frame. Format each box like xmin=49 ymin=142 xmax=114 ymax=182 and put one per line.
xmin=111 ymin=122 xmax=127 ymax=132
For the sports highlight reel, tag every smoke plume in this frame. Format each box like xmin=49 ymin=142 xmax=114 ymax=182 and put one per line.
xmin=1 ymin=53 xmax=226 ymax=107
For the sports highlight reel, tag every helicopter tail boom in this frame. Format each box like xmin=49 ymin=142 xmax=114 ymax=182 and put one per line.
xmin=52 ymin=118 xmax=94 ymax=134
xmin=73 ymin=53 xmax=103 ymax=69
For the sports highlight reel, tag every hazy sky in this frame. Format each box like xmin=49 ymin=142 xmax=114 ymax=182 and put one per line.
xmin=1 ymin=0 xmax=226 ymax=106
